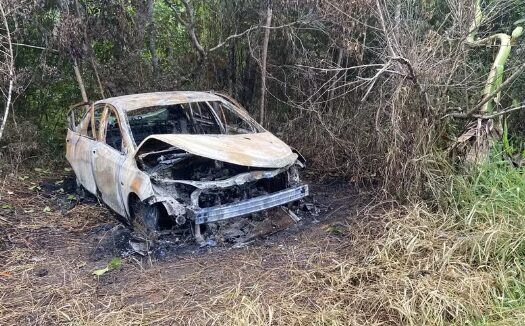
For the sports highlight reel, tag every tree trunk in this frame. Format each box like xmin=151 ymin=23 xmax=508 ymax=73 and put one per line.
xmin=0 ymin=80 xmax=13 ymax=140
xmin=74 ymin=0 xmax=103 ymax=99
xmin=90 ymin=57 xmax=105 ymax=98
xmin=73 ymin=58 xmax=88 ymax=103
xmin=146 ymin=0 xmax=159 ymax=80
xmin=259 ymin=2 xmax=272 ymax=126
xmin=0 ymin=1 xmax=14 ymax=141
xmin=228 ymin=42 xmax=236 ymax=95
xmin=328 ymin=47 xmax=343 ymax=114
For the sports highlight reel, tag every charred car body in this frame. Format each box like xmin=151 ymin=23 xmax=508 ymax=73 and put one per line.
xmin=66 ymin=92 xmax=308 ymax=241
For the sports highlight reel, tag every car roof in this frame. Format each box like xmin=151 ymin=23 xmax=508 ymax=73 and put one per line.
xmin=94 ymin=91 xmax=224 ymax=112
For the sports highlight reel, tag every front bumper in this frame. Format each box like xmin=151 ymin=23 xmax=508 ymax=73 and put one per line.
xmin=189 ymin=185 xmax=308 ymax=224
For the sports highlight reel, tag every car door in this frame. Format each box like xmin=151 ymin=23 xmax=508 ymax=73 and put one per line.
xmin=65 ymin=103 xmax=98 ymax=195
xmin=91 ymin=104 xmax=129 ymax=216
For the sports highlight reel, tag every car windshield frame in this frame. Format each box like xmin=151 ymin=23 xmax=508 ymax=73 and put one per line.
xmin=125 ymin=99 xmax=264 ymax=147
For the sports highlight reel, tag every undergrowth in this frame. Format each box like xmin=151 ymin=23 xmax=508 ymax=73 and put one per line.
xmin=197 ymin=157 xmax=525 ymax=325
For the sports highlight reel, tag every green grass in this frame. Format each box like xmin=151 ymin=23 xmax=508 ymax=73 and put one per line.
xmin=449 ymin=158 xmax=525 ymax=324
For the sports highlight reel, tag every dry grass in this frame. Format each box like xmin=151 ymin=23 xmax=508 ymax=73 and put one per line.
xmin=194 ymin=205 xmax=495 ymax=326
xmin=2 ymin=162 xmax=525 ymax=325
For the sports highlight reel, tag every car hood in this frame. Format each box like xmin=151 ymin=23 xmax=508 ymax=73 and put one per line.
xmin=135 ymin=132 xmax=298 ymax=168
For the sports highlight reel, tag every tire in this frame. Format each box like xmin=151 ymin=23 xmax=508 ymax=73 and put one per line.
xmin=75 ymin=178 xmax=86 ymax=197
xmin=130 ymin=200 xmax=161 ymax=240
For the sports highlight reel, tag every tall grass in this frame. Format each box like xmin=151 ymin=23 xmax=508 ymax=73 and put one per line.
xmin=448 ymin=159 xmax=525 ymax=324
xmin=196 ymin=157 xmax=525 ymax=325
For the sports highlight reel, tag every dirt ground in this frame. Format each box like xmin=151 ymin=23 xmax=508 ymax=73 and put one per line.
xmin=0 ymin=168 xmax=384 ymax=325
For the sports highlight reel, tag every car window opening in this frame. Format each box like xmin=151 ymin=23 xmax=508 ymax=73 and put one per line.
xmin=87 ymin=106 xmax=104 ymax=139
xmin=128 ymin=100 xmax=260 ymax=145
xmin=106 ymin=110 xmax=123 ymax=152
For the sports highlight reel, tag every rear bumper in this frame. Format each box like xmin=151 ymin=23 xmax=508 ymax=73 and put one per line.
xmin=190 ymin=185 xmax=309 ymax=224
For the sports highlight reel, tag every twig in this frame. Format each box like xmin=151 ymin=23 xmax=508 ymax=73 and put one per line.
xmin=447 ymin=63 xmax=525 ymax=118
xmin=209 ymin=26 xmax=259 ymax=52
xmin=361 ymin=60 xmax=391 ymax=102
xmin=10 ymin=42 xmax=57 ymax=52
xmin=475 ymin=103 xmax=525 ymax=119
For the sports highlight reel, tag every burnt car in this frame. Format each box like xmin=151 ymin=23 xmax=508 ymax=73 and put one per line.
xmin=66 ymin=92 xmax=308 ymax=242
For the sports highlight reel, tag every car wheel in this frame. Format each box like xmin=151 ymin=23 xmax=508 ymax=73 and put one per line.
xmin=130 ymin=200 xmax=160 ymax=240
xmin=75 ymin=178 xmax=86 ymax=198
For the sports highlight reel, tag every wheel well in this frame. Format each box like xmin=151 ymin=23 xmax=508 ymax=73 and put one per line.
xmin=128 ymin=193 xmax=141 ymax=214
xmin=128 ymin=193 xmax=173 ymax=230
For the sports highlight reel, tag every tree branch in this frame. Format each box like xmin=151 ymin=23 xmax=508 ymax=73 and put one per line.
xmin=165 ymin=0 xmax=206 ymax=58
xmin=209 ymin=25 xmax=259 ymax=52
xmin=477 ymin=103 xmax=525 ymax=119
xmin=448 ymin=63 xmax=525 ymax=118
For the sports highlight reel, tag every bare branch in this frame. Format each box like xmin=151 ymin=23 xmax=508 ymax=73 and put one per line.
xmin=465 ymin=64 xmax=525 ymax=117
xmin=361 ymin=60 xmax=392 ymax=102
xmin=209 ymin=25 xmax=259 ymax=52
xmin=458 ymin=63 xmax=525 ymax=118
xmin=478 ymin=103 xmax=525 ymax=119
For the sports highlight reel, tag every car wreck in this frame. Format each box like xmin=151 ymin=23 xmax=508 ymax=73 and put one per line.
xmin=66 ymin=91 xmax=308 ymax=243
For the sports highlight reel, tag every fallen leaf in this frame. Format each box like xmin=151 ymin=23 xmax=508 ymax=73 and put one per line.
xmin=64 ymin=167 xmax=72 ymax=172
xmin=0 ymin=271 xmax=11 ymax=278
xmin=43 ymin=206 xmax=51 ymax=213
xmin=92 ymin=266 xmax=109 ymax=277
xmin=7 ymin=191 xmax=14 ymax=195
xmin=1 ymin=204 xmax=12 ymax=209
xmin=24 ymin=209 xmax=34 ymax=213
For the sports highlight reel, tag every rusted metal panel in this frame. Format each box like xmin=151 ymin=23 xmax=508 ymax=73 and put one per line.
xmin=95 ymin=92 xmax=223 ymax=112
xmin=136 ymin=132 xmax=298 ymax=168
xmin=92 ymin=142 xmax=127 ymax=216
xmin=119 ymin=157 xmax=156 ymax=218
xmin=68 ymin=131 xmax=98 ymax=194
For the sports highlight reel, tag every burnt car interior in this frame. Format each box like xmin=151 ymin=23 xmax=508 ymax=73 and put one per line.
xmin=106 ymin=110 xmax=123 ymax=152
xmin=128 ymin=101 xmax=260 ymax=146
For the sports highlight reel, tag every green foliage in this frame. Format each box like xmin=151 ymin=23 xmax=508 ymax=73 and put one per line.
xmin=445 ymin=156 xmax=525 ymax=322
xmin=453 ymin=159 xmax=525 ymax=229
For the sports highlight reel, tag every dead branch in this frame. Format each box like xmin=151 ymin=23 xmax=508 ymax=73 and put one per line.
xmin=375 ymin=0 xmax=396 ymax=58
xmin=477 ymin=103 xmax=525 ymax=119
xmin=361 ymin=61 xmax=392 ymax=102
xmin=209 ymin=25 xmax=260 ymax=52
xmin=10 ymin=42 xmax=56 ymax=52
xmin=449 ymin=63 xmax=525 ymax=118
xmin=358 ymin=1 xmax=421 ymax=103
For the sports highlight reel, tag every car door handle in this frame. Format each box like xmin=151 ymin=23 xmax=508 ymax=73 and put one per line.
xmin=92 ymin=150 xmax=96 ymax=154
